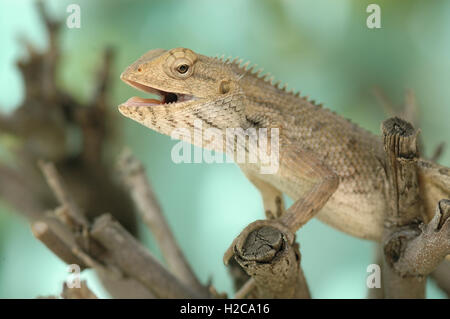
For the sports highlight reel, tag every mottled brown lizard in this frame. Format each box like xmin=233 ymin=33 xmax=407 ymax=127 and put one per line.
xmin=118 ymin=47 xmax=450 ymax=244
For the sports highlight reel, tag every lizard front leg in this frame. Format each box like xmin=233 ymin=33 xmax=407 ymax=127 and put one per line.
xmin=225 ymin=144 xmax=340 ymax=263
xmin=241 ymin=169 xmax=286 ymax=219
xmin=277 ymin=144 xmax=340 ymax=232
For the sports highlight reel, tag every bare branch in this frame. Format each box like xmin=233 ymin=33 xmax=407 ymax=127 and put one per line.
xmin=90 ymin=214 xmax=207 ymax=299
xmin=372 ymin=86 xmax=396 ymax=118
xmin=381 ymin=117 xmax=450 ymax=298
xmin=381 ymin=117 xmax=426 ymax=298
xmin=403 ymin=89 xmax=419 ymax=128
xmin=235 ymin=278 xmax=256 ymax=299
xmin=431 ymin=142 xmax=446 ymax=162
xmin=31 ymin=215 xmax=88 ymax=268
xmin=39 ymin=161 xmax=89 ymax=228
xmin=117 ymin=149 xmax=206 ymax=294
xmin=0 ymin=163 xmax=46 ymax=219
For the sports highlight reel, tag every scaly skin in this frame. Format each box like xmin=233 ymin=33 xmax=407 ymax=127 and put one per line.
xmin=118 ymin=48 xmax=450 ymax=241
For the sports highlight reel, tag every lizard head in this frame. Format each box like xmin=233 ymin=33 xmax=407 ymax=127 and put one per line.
xmin=119 ymin=47 xmax=249 ymax=145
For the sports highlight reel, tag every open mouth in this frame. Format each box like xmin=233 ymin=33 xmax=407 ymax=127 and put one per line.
xmin=121 ymin=79 xmax=195 ymax=107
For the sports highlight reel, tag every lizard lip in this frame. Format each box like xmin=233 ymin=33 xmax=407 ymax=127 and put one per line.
xmin=121 ymin=78 xmax=194 ymax=107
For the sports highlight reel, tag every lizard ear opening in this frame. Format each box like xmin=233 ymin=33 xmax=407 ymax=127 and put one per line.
xmin=219 ymin=80 xmax=231 ymax=94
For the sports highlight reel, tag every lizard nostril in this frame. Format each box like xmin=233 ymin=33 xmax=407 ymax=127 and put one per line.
xmin=137 ymin=67 xmax=142 ymax=72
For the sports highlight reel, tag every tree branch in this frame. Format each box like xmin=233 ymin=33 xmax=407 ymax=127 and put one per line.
xmin=39 ymin=161 xmax=89 ymax=228
xmin=90 ymin=214 xmax=207 ymax=299
xmin=117 ymin=149 xmax=208 ymax=295
xmin=381 ymin=117 xmax=450 ymax=298
xmin=225 ymin=220 xmax=310 ymax=298
xmin=31 ymin=213 xmax=88 ymax=268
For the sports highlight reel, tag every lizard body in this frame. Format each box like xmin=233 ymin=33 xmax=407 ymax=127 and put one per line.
xmin=119 ymin=48 xmax=450 ymax=241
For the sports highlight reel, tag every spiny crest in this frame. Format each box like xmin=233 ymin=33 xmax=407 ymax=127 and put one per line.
xmin=213 ymin=54 xmax=324 ymax=108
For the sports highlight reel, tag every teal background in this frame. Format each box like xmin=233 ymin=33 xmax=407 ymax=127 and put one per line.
xmin=0 ymin=0 xmax=449 ymax=298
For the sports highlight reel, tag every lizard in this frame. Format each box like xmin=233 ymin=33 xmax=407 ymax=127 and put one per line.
xmin=118 ymin=47 xmax=450 ymax=245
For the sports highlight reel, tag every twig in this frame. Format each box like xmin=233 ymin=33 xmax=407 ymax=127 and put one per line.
xmin=90 ymin=47 xmax=114 ymax=107
xmin=234 ymin=278 xmax=256 ymax=299
xmin=36 ymin=0 xmax=60 ymax=98
xmin=403 ymin=89 xmax=419 ymax=127
xmin=90 ymin=214 xmax=207 ymax=299
xmin=431 ymin=142 xmax=446 ymax=162
xmin=117 ymin=149 xmax=206 ymax=294
xmin=39 ymin=161 xmax=89 ymax=228
xmin=372 ymin=86 xmax=396 ymax=118
xmin=31 ymin=215 xmax=88 ymax=268
xmin=0 ymin=164 xmax=46 ymax=219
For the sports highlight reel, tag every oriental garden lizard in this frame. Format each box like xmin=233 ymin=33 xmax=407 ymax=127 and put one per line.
xmin=118 ymin=48 xmax=450 ymax=249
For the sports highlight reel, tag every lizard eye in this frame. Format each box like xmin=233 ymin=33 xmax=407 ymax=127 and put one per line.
xmin=177 ymin=64 xmax=189 ymax=74
xmin=169 ymin=59 xmax=193 ymax=78
xmin=164 ymin=48 xmax=197 ymax=79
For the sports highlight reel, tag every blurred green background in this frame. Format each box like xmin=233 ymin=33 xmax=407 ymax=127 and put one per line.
xmin=0 ymin=0 xmax=449 ymax=298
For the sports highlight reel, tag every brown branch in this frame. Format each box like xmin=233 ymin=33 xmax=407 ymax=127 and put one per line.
xmin=36 ymin=158 xmax=212 ymax=299
xmin=31 ymin=214 xmax=88 ymax=268
xmin=39 ymin=161 xmax=88 ymax=228
xmin=0 ymin=164 xmax=46 ymax=219
xmin=35 ymin=164 xmax=158 ymax=298
xmin=117 ymin=149 xmax=207 ymax=295
xmin=31 ymin=207 xmax=163 ymax=299
xmin=381 ymin=117 xmax=450 ymax=298
xmin=90 ymin=214 xmax=207 ymax=299
xmin=89 ymin=47 xmax=114 ymax=108
xmin=225 ymin=220 xmax=310 ymax=299
xmin=372 ymin=86 xmax=396 ymax=118
xmin=372 ymin=87 xmax=420 ymax=127
xmin=381 ymin=117 xmax=426 ymax=298
xmin=402 ymin=89 xmax=419 ymax=128
xmin=431 ymin=142 xmax=446 ymax=162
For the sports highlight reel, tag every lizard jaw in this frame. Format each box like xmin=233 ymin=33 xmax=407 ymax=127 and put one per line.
xmin=121 ymin=78 xmax=195 ymax=107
